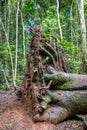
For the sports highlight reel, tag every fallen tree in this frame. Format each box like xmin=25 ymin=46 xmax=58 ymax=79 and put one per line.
xmin=34 ymin=90 xmax=87 ymax=124
xmin=17 ymin=26 xmax=87 ymax=129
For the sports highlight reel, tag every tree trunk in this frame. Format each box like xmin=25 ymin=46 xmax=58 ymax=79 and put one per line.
xmin=78 ymin=0 xmax=86 ymax=49
xmin=7 ymin=0 xmax=10 ymax=41
xmin=78 ymin=0 xmax=87 ymax=73
xmin=20 ymin=10 xmax=26 ymax=61
xmin=44 ymin=66 xmax=87 ymax=90
xmin=34 ymin=90 xmax=87 ymax=124
xmin=56 ymin=0 xmax=63 ymax=41
xmin=14 ymin=0 xmax=19 ymax=83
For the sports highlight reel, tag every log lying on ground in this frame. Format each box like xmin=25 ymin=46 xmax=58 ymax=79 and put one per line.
xmin=44 ymin=66 xmax=87 ymax=90
xmin=34 ymin=90 xmax=87 ymax=124
xmin=33 ymin=66 xmax=87 ymax=125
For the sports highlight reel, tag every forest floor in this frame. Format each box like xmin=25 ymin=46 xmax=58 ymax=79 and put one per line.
xmin=0 ymin=90 xmax=85 ymax=130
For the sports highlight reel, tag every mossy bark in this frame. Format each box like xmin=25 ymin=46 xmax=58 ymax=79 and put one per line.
xmin=44 ymin=66 xmax=87 ymax=90
xmin=34 ymin=90 xmax=87 ymax=124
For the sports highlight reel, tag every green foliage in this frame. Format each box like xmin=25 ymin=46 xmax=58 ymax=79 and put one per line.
xmin=62 ymin=40 xmax=81 ymax=73
xmin=0 ymin=43 xmax=8 ymax=59
xmin=41 ymin=6 xmax=58 ymax=38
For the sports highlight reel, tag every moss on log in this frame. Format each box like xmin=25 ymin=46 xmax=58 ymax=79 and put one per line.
xmin=44 ymin=66 xmax=87 ymax=90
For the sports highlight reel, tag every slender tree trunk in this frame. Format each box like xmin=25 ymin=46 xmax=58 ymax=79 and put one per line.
xmin=4 ymin=0 xmax=11 ymax=88
xmin=78 ymin=0 xmax=87 ymax=73
xmin=15 ymin=0 xmax=19 ymax=82
xmin=0 ymin=18 xmax=16 ymax=87
xmin=56 ymin=0 xmax=63 ymax=41
xmin=75 ymin=1 xmax=79 ymax=47
xmin=20 ymin=9 xmax=26 ymax=61
xmin=70 ymin=1 xmax=73 ymax=42
xmin=7 ymin=0 xmax=10 ymax=40
xmin=4 ymin=0 xmax=7 ymax=29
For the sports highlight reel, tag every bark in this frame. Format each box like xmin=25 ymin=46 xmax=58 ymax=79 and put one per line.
xmin=7 ymin=0 xmax=10 ymax=41
xmin=70 ymin=1 xmax=73 ymax=42
xmin=78 ymin=0 xmax=86 ymax=49
xmin=34 ymin=90 xmax=87 ymax=124
xmin=78 ymin=0 xmax=87 ymax=73
xmin=15 ymin=0 xmax=19 ymax=82
xmin=56 ymin=0 xmax=63 ymax=41
xmin=20 ymin=4 xmax=26 ymax=61
xmin=44 ymin=66 xmax=87 ymax=90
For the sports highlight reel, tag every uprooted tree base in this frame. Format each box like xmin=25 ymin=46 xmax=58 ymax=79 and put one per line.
xmin=0 ymin=27 xmax=87 ymax=130
xmin=16 ymin=26 xmax=87 ymax=129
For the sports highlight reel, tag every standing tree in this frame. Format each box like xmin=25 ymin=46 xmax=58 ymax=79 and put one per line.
xmin=20 ymin=0 xmax=26 ymax=61
xmin=15 ymin=0 xmax=19 ymax=85
xmin=56 ymin=0 xmax=63 ymax=41
xmin=78 ymin=0 xmax=87 ymax=73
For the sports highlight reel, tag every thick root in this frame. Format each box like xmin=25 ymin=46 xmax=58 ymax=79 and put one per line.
xmin=33 ymin=106 xmax=71 ymax=124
